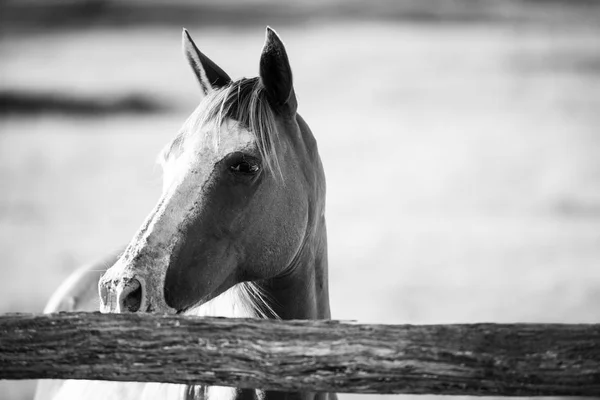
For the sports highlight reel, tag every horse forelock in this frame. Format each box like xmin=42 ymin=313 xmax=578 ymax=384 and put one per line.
xmin=159 ymin=77 xmax=281 ymax=177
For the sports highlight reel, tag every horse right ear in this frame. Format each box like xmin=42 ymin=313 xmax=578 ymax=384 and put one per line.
xmin=182 ymin=28 xmax=231 ymax=96
xmin=259 ymin=27 xmax=297 ymax=115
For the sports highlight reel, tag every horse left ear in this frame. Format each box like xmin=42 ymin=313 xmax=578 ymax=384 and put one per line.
xmin=182 ymin=28 xmax=231 ymax=96
xmin=259 ymin=27 xmax=297 ymax=115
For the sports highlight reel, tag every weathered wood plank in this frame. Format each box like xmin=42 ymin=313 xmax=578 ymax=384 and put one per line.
xmin=0 ymin=313 xmax=598 ymax=396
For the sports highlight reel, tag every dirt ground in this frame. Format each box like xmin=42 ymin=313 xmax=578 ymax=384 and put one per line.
xmin=1 ymin=11 xmax=599 ymax=400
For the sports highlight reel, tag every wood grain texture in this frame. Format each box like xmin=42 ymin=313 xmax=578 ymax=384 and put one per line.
xmin=0 ymin=313 xmax=598 ymax=396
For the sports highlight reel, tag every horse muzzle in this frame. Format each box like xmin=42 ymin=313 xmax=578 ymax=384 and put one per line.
xmin=98 ymin=264 xmax=176 ymax=314
xmin=99 ymin=273 xmax=144 ymax=313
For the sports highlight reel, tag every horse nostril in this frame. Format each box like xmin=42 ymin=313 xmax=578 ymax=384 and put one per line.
xmin=119 ymin=278 xmax=143 ymax=313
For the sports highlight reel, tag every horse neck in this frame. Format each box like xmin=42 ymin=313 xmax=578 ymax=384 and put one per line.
xmin=261 ymin=216 xmax=330 ymax=320
xmin=260 ymin=114 xmax=330 ymax=321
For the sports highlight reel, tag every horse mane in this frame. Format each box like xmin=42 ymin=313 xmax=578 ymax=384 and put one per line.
xmin=159 ymin=77 xmax=281 ymax=175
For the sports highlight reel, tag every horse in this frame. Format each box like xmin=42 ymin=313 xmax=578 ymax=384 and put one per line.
xmin=35 ymin=27 xmax=335 ymax=400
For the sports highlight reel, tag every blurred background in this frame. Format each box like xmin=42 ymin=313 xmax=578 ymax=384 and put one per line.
xmin=1 ymin=0 xmax=599 ymax=399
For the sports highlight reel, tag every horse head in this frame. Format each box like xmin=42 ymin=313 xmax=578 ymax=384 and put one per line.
xmin=98 ymin=28 xmax=326 ymax=316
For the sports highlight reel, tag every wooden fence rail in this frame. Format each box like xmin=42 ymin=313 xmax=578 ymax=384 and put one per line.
xmin=0 ymin=313 xmax=599 ymax=396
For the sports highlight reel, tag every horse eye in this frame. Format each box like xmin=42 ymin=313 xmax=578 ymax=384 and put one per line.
xmin=230 ymin=161 xmax=260 ymax=174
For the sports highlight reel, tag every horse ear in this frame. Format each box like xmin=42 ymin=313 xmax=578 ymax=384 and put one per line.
xmin=182 ymin=28 xmax=231 ymax=96
xmin=259 ymin=27 xmax=297 ymax=115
